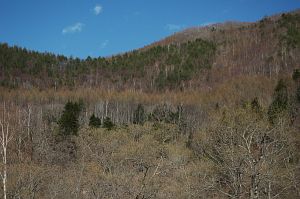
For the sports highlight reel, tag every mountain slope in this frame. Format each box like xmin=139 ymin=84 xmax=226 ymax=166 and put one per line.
xmin=0 ymin=10 xmax=299 ymax=91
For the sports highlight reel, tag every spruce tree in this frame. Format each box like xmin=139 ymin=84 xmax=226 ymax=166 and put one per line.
xmin=268 ymin=79 xmax=289 ymax=124
xmin=89 ymin=114 xmax=101 ymax=128
xmin=103 ymin=117 xmax=114 ymax=130
xmin=58 ymin=101 xmax=83 ymax=136
xmin=133 ymin=104 xmax=146 ymax=125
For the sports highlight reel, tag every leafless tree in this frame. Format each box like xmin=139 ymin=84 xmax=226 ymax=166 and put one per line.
xmin=201 ymin=109 xmax=299 ymax=198
xmin=0 ymin=103 xmax=14 ymax=199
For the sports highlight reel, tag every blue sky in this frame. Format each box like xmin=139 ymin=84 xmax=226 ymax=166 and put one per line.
xmin=0 ymin=0 xmax=299 ymax=58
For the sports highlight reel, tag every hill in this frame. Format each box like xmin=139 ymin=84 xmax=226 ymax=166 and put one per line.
xmin=0 ymin=10 xmax=300 ymax=91
xmin=0 ymin=9 xmax=300 ymax=199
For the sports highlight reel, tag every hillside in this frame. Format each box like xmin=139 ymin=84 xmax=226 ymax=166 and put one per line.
xmin=0 ymin=10 xmax=299 ymax=91
xmin=0 ymin=9 xmax=300 ymax=199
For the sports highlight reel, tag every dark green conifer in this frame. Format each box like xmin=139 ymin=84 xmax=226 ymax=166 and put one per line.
xmin=268 ymin=79 xmax=289 ymax=124
xmin=103 ymin=117 xmax=114 ymax=130
xmin=58 ymin=101 xmax=83 ymax=136
xmin=89 ymin=114 xmax=102 ymax=128
xmin=133 ymin=104 xmax=146 ymax=125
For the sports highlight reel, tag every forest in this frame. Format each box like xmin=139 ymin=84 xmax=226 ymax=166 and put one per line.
xmin=0 ymin=10 xmax=299 ymax=199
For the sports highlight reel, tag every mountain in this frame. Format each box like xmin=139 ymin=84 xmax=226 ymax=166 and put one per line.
xmin=0 ymin=10 xmax=299 ymax=91
xmin=0 ymin=9 xmax=300 ymax=199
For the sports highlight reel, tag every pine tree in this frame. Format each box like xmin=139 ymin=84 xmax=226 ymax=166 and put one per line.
xmin=58 ymin=101 xmax=83 ymax=136
xmin=133 ymin=104 xmax=146 ymax=125
xmin=292 ymin=69 xmax=300 ymax=81
xmin=89 ymin=114 xmax=102 ymax=128
xmin=268 ymin=79 xmax=289 ymax=124
xmin=293 ymin=69 xmax=300 ymax=103
xmin=103 ymin=117 xmax=114 ymax=130
xmin=297 ymin=87 xmax=300 ymax=103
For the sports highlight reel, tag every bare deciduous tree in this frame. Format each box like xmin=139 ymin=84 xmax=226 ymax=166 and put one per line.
xmin=200 ymin=109 xmax=299 ymax=198
xmin=0 ymin=103 xmax=14 ymax=199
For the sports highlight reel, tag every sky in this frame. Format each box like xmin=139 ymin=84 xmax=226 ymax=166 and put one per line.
xmin=0 ymin=0 xmax=299 ymax=59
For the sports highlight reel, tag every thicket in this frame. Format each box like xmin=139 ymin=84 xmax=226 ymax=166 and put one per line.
xmin=197 ymin=107 xmax=298 ymax=198
xmin=148 ymin=104 xmax=184 ymax=125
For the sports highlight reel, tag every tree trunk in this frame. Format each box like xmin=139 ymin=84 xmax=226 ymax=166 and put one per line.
xmin=250 ymin=168 xmax=259 ymax=199
xmin=2 ymin=146 xmax=7 ymax=199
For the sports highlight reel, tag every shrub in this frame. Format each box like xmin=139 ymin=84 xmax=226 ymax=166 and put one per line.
xmin=148 ymin=104 xmax=182 ymax=124
xmin=251 ymin=97 xmax=262 ymax=114
xmin=200 ymin=108 xmax=296 ymax=198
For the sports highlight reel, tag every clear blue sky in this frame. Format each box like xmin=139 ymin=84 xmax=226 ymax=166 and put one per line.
xmin=0 ymin=0 xmax=299 ymax=58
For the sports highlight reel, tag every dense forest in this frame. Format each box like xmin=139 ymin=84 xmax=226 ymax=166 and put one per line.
xmin=0 ymin=10 xmax=299 ymax=199
xmin=0 ymin=38 xmax=216 ymax=90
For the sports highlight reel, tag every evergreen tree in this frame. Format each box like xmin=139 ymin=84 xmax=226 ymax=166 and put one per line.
xmin=103 ymin=117 xmax=114 ymax=130
xmin=292 ymin=69 xmax=300 ymax=81
xmin=292 ymin=69 xmax=300 ymax=103
xmin=89 ymin=114 xmax=101 ymax=128
xmin=58 ymin=101 xmax=83 ymax=136
xmin=297 ymin=87 xmax=300 ymax=103
xmin=268 ymin=79 xmax=289 ymax=124
xmin=133 ymin=104 xmax=146 ymax=125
